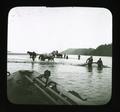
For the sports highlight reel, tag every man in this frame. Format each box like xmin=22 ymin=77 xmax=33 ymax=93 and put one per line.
xmin=43 ymin=70 xmax=51 ymax=87
xmin=64 ymin=54 xmax=66 ymax=59
xmin=86 ymin=56 xmax=93 ymax=67
xmin=78 ymin=55 xmax=80 ymax=60
xmin=97 ymin=58 xmax=103 ymax=68
xmin=35 ymin=70 xmax=51 ymax=87
xmin=66 ymin=55 xmax=68 ymax=59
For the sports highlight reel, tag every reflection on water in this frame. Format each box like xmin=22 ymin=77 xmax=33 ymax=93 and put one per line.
xmin=31 ymin=62 xmax=34 ymax=70
xmin=97 ymin=67 xmax=103 ymax=73
xmin=87 ymin=66 xmax=93 ymax=72
xmin=7 ymin=54 xmax=112 ymax=105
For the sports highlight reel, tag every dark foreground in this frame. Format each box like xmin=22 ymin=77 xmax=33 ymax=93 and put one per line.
xmin=7 ymin=70 xmax=87 ymax=105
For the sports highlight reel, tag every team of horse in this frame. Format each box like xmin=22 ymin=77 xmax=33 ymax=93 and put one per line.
xmin=27 ymin=51 xmax=63 ymax=61
xmin=38 ymin=54 xmax=54 ymax=61
xmin=51 ymin=50 xmax=63 ymax=58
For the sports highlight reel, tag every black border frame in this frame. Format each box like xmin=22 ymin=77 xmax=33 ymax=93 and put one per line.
xmin=0 ymin=0 xmax=119 ymax=112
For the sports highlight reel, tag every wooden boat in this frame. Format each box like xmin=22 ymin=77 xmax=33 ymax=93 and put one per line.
xmin=7 ymin=70 xmax=88 ymax=105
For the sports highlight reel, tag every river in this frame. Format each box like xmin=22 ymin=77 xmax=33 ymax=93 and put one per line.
xmin=7 ymin=54 xmax=112 ymax=105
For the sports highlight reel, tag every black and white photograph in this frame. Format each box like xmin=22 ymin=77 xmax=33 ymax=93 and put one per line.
xmin=7 ymin=7 xmax=112 ymax=105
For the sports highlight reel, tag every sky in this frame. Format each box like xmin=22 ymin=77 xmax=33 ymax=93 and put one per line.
xmin=8 ymin=7 xmax=112 ymax=53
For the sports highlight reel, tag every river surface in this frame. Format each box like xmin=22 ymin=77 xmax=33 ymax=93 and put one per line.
xmin=7 ymin=54 xmax=112 ymax=105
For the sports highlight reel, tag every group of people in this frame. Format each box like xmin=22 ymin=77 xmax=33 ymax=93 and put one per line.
xmin=63 ymin=54 xmax=69 ymax=59
xmin=86 ymin=56 xmax=103 ymax=68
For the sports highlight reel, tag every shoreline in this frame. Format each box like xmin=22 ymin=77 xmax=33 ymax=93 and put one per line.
xmin=8 ymin=53 xmax=27 ymax=55
xmin=7 ymin=53 xmax=112 ymax=57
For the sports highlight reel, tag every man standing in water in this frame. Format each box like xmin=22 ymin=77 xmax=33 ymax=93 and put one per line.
xmin=66 ymin=55 xmax=68 ymax=59
xmin=97 ymin=58 xmax=103 ymax=69
xmin=64 ymin=54 xmax=66 ymax=59
xmin=86 ymin=56 xmax=93 ymax=67
xmin=78 ymin=55 xmax=80 ymax=60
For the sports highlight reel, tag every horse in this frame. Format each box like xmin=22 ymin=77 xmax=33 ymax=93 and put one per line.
xmin=55 ymin=53 xmax=63 ymax=58
xmin=39 ymin=54 xmax=54 ymax=61
xmin=51 ymin=51 xmax=63 ymax=58
xmin=27 ymin=51 xmax=33 ymax=58
xmin=27 ymin=51 xmax=37 ymax=61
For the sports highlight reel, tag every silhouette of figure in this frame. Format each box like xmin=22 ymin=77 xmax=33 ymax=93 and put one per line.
xmin=86 ymin=56 xmax=93 ymax=67
xmin=44 ymin=70 xmax=51 ymax=87
xmin=66 ymin=55 xmax=68 ymax=59
xmin=97 ymin=58 xmax=103 ymax=70
xmin=64 ymin=54 xmax=66 ymax=59
xmin=78 ymin=55 xmax=80 ymax=60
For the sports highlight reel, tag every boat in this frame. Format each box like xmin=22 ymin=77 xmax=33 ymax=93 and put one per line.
xmin=7 ymin=70 xmax=88 ymax=105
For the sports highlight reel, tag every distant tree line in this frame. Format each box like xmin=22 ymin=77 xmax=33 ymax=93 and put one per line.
xmin=61 ymin=43 xmax=112 ymax=56
xmin=89 ymin=43 xmax=112 ymax=56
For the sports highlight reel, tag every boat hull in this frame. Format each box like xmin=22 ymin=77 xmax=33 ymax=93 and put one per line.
xmin=7 ymin=70 xmax=87 ymax=105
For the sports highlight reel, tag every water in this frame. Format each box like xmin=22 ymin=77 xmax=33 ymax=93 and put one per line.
xmin=7 ymin=54 xmax=112 ymax=105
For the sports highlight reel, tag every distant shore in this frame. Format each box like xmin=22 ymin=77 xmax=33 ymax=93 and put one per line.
xmin=7 ymin=53 xmax=112 ymax=57
xmin=8 ymin=53 xmax=27 ymax=55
